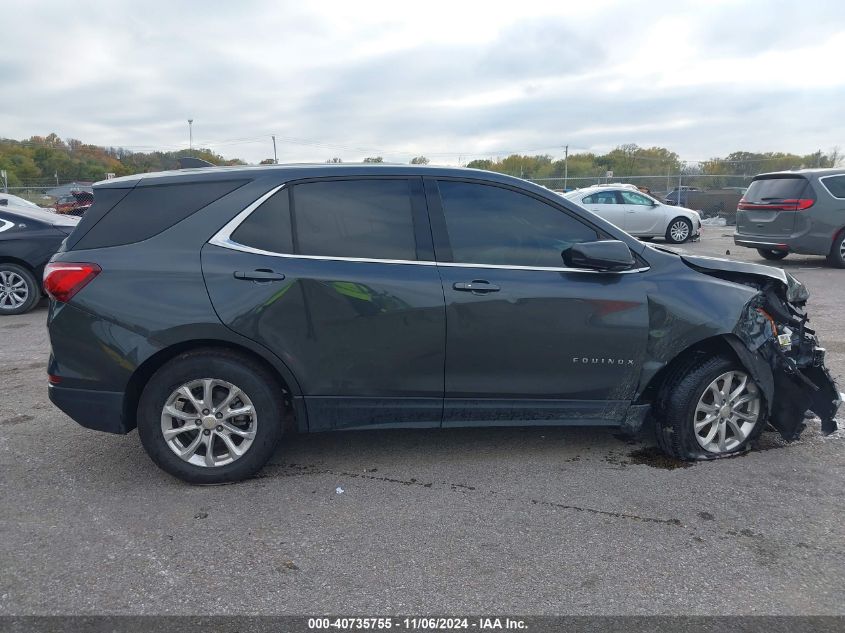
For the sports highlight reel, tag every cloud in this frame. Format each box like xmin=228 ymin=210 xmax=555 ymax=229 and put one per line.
xmin=1 ymin=0 xmax=843 ymax=164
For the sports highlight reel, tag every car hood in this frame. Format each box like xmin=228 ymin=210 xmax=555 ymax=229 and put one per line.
xmin=680 ymin=254 xmax=808 ymax=303
xmin=4 ymin=205 xmax=79 ymax=228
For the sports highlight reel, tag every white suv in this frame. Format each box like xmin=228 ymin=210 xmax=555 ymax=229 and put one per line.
xmin=564 ymin=185 xmax=701 ymax=243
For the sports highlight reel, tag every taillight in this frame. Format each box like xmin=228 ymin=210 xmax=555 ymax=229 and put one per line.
xmin=738 ymin=198 xmax=815 ymax=211
xmin=43 ymin=262 xmax=101 ymax=302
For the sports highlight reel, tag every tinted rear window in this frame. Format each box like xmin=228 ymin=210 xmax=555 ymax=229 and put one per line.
xmin=292 ymin=179 xmax=417 ymax=260
xmin=73 ymin=180 xmax=247 ymax=250
xmin=821 ymin=175 xmax=845 ymax=199
xmin=230 ymin=188 xmax=293 ymax=253
xmin=745 ymin=177 xmax=809 ymax=203
xmin=65 ymin=187 xmax=132 ymax=249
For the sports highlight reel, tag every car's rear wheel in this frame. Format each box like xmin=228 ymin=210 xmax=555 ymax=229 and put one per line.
xmin=827 ymin=231 xmax=845 ymax=269
xmin=655 ymin=355 xmax=765 ymax=460
xmin=0 ymin=264 xmax=40 ymax=315
xmin=137 ymin=349 xmax=284 ymax=484
xmin=665 ymin=217 xmax=692 ymax=244
xmin=757 ymin=248 xmax=788 ymax=261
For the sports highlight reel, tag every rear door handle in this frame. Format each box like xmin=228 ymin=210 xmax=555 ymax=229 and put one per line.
xmin=234 ymin=269 xmax=286 ymax=281
xmin=453 ymin=280 xmax=500 ymax=293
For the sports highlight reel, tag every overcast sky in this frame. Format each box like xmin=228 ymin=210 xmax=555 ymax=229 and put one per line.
xmin=2 ymin=0 xmax=843 ymax=164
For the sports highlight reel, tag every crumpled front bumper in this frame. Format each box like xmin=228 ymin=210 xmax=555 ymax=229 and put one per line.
xmin=732 ymin=287 xmax=841 ymax=439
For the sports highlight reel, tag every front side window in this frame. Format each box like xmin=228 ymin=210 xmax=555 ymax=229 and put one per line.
xmin=582 ymin=191 xmax=619 ymax=205
xmin=620 ymin=191 xmax=654 ymax=206
xmin=293 ymin=179 xmax=417 ymax=260
xmin=438 ymin=180 xmax=598 ymax=268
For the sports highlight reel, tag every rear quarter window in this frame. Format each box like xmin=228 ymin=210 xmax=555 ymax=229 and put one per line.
xmin=820 ymin=175 xmax=845 ymax=199
xmin=72 ymin=180 xmax=248 ymax=250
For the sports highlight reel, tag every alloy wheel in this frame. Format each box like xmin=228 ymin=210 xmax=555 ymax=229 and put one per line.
xmin=693 ymin=370 xmax=761 ymax=454
xmin=0 ymin=270 xmax=28 ymax=309
xmin=669 ymin=220 xmax=690 ymax=242
xmin=160 ymin=378 xmax=258 ymax=467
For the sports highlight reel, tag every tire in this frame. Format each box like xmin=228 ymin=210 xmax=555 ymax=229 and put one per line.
xmin=654 ymin=354 xmax=765 ymax=460
xmin=639 ymin=236 xmax=654 ymax=242
xmin=0 ymin=263 xmax=40 ymax=315
xmin=827 ymin=231 xmax=845 ymax=269
xmin=665 ymin=217 xmax=693 ymax=244
xmin=757 ymin=248 xmax=788 ymax=261
xmin=137 ymin=349 xmax=284 ymax=484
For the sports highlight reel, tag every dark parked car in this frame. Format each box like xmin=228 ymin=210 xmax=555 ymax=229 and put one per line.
xmin=734 ymin=168 xmax=845 ymax=267
xmin=45 ymin=165 xmax=840 ymax=483
xmin=664 ymin=186 xmax=699 ymax=206
xmin=0 ymin=205 xmax=77 ymax=314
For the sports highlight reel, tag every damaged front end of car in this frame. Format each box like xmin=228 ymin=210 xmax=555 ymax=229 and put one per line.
xmin=683 ymin=256 xmax=842 ymax=440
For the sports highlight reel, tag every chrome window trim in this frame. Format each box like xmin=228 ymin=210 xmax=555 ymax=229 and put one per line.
xmin=208 ymin=183 xmax=287 ymax=249
xmin=818 ymin=174 xmax=845 ymax=200
xmin=0 ymin=218 xmax=14 ymax=233
xmin=208 ymin=186 xmax=649 ymax=275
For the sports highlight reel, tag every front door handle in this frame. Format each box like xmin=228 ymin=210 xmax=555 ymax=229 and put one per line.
xmin=453 ymin=280 xmax=500 ymax=293
xmin=234 ymin=269 xmax=286 ymax=282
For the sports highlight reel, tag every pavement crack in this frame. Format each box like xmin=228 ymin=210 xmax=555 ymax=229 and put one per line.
xmin=527 ymin=497 xmax=683 ymax=526
xmin=256 ymin=464 xmax=684 ymax=527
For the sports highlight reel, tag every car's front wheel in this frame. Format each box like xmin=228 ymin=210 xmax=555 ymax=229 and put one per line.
xmin=0 ymin=263 xmax=40 ymax=315
xmin=665 ymin=217 xmax=692 ymax=244
xmin=138 ymin=349 xmax=284 ymax=484
xmin=655 ymin=355 xmax=765 ymax=460
xmin=757 ymin=248 xmax=788 ymax=261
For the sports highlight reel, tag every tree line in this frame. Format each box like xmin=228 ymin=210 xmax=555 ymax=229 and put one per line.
xmin=464 ymin=144 xmax=840 ymax=184
xmin=0 ymin=133 xmax=244 ymax=186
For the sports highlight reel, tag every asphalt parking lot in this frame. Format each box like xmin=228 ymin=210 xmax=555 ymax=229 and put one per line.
xmin=1 ymin=227 xmax=844 ymax=616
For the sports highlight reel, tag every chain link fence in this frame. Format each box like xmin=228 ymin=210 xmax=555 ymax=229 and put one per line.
xmin=2 ymin=181 xmax=95 ymax=213
xmin=527 ymin=174 xmax=754 ymax=196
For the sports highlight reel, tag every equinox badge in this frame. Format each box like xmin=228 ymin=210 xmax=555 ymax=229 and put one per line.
xmin=573 ymin=357 xmax=636 ymax=366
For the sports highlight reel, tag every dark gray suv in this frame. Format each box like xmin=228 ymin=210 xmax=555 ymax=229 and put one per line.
xmin=734 ymin=168 xmax=845 ymax=267
xmin=45 ymin=165 xmax=840 ymax=483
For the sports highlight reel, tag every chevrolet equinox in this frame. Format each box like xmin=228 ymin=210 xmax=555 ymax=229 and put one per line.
xmin=45 ymin=165 xmax=841 ymax=483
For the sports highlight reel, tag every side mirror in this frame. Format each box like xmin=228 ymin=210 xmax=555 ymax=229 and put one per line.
xmin=562 ymin=240 xmax=635 ymax=272
xmin=0 ymin=199 xmax=7 ymax=206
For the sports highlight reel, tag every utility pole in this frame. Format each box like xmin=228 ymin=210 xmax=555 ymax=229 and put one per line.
xmin=272 ymin=136 xmax=278 ymax=164
xmin=0 ymin=170 xmax=7 ymax=193
xmin=563 ymin=144 xmax=569 ymax=191
xmin=678 ymin=161 xmax=684 ymax=205
xmin=188 ymin=119 xmax=193 ymax=152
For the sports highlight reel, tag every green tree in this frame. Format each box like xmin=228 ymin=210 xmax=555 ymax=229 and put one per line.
xmin=410 ymin=156 xmax=429 ymax=165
